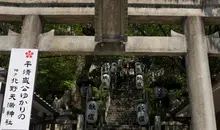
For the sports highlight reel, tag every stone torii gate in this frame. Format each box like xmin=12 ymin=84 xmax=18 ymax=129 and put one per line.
xmin=0 ymin=0 xmax=220 ymax=130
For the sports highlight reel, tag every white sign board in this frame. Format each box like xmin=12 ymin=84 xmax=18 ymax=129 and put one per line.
xmin=0 ymin=48 xmax=38 ymax=130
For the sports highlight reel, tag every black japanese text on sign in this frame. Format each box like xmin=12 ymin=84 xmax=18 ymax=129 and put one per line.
xmin=0 ymin=49 xmax=38 ymax=130
xmin=5 ymin=69 xmax=19 ymax=126
xmin=17 ymin=61 xmax=32 ymax=121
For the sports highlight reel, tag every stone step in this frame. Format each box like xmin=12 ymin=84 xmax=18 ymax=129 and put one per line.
xmin=106 ymin=119 xmax=137 ymax=124
xmin=107 ymin=110 xmax=136 ymax=114
xmin=106 ymin=119 xmax=137 ymax=123
xmin=111 ymin=98 xmax=138 ymax=101
xmin=112 ymin=94 xmax=138 ymax=98
xmin=107 ymin=111 xmax=136 ymax=115
xmin=105 ymin=124 xmax=145 ymax=130
xmin=113 ymin=89 xmax=141 ymax=93
xmin=106 ymin=112 xmax=137 ymax=124
xmin=110 ymin=102 xmax=135 ymax=107
xmin=108 ymin=108 xmax=134 ymax=112
xmin=109 ymin=106 xmax=135 ymax=111
xmin=110 ymin=99 xmax=138 ymax=103
xmin=113 ymin=87 xmax=137 ymax=91
xmin=106 ymin=81 xmax=144 ymax=129
xmin=106 ymin=121 xmax=138 ymax=125
xmin=112 ymin=92 xmax=142 ymax=97
xmin=113 ymin=88 xmax=139 ymax=90
xmin=106 ymin=114 xmax=136 ymax=119
xmin=108 ymin=102 xmax=136 ymax=107
xmin=112 ymin=95 xmax=140 ymax=99
xmin=107 ymin=105 xmax=135 ymax=110
xmin=106 ymin=113 xmax=136 ymax=119
xmin=111 ymin=97 xmax=138 ymax=100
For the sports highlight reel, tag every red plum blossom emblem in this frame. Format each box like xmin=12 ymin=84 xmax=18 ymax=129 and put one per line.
xmin=25 ymin=50 xmax=34 ymax=58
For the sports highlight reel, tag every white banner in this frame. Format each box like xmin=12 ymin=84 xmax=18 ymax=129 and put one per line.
xmin=0 ymin=48 xmax=38 ymax=130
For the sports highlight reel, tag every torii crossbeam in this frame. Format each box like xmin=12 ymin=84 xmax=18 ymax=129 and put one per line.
xmin=0 ymin=0 xmax=219 ymax=130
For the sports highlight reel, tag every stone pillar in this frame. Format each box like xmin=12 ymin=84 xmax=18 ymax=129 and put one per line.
xmin=184 ymin=16 xmax=216 ymax=130
xmin=95 ymin=0 xmax=127 ymax=42
xmin=20 ymin=15 xmax=43 ymax=48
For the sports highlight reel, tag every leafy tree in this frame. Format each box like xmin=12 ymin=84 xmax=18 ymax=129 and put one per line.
xmin=36 ymin=55 xmax=77 ymax=103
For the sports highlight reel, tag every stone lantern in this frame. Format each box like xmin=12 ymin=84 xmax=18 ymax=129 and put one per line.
xmin=136 ymin=103 xmax=149 ymax=125
xmin=110 ymin=62 xmax=118 ymax=73
xmin=136 ymin=74 xmax=144 ymax=89
xmin=154 ymin=86 xmax=167 ymax=99
xmin=135 ymin=62 xmax=143 ymax=74
xmin=101 ymin=63 xmax=111 ymax=89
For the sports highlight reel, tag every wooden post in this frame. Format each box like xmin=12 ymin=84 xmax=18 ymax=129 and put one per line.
xmin=184 ymin=16 xmax=216 ymax=130
xmin=20 ymin=15 xmax=43 ymax=48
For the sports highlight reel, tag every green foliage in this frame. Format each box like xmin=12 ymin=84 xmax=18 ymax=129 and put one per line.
xmin=0 ymin=55 xmax=10 ymax=69
xmin=0 ymin=22 xmax=22 ymax=35
xmin=35 ymin=55 xmax=77 ymax=103
xmin=128 ymin=24 xmax=181 ymax=36
xmin=44 ymin=24 xmax=84 ymax=36
xmin=93 ymin=86 xmax=109 ymax=112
